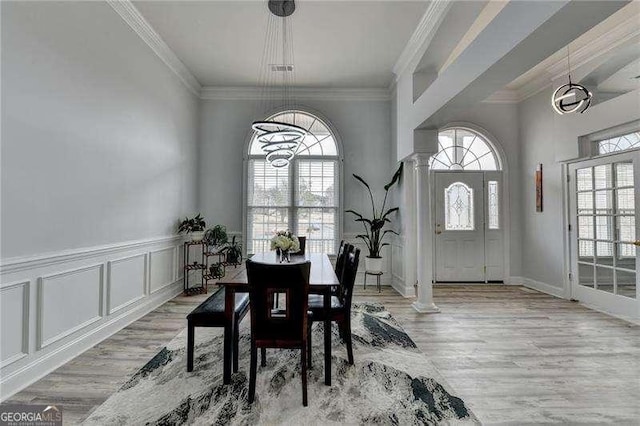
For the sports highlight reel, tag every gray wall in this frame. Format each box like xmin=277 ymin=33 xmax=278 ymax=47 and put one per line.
xmin=198 ymin=98 xmax=393 ymax=235
xmin=1 ymin=1 xmax=199 ymax=259
xmin=519 ymin=88 xmax=640 ymax=289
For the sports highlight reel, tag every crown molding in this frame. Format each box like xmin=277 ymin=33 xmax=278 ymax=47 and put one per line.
xmin=200 ymin=86 xmax=391 ymax=102
xmin=485 ymin=12 xmax=640 ymax=105
xmin=107 ymin=0 xmax=202 ymax=96
xmin=392 ymin=0 xmax=451 ymax=80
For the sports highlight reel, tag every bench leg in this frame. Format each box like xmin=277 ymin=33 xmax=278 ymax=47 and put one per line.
xmin=187 ymin=323 xmax=194 ymax=372
xmin=261 ymin=348 xmax=267 ymax=367
xmin=233 ymin=317 xmax=240 ymax=373
xmin=223 ymin=321 xmax=233 ymax=384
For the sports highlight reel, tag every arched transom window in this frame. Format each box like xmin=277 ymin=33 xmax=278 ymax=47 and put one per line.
xmin=246 ymin=110 xmax=340 ymax=254
xmin=431 ymin=128 xmax=501 ymax=170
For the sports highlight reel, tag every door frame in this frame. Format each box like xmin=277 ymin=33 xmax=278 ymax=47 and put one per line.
xmin=430 ymin=169 xmax=508 ymax=283
xmin=566 ymin=150 xmax=640 ymax=319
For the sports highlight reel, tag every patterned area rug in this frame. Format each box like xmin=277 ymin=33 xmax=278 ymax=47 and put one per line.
xmin=83 ymin=303 xmax=477 ymax=425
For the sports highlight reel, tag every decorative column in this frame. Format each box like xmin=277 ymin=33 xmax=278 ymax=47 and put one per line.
xmin=411 ymin=153 xmax=440 ymax=313
xmin=401 ymin=160 xmax=417 ymax=297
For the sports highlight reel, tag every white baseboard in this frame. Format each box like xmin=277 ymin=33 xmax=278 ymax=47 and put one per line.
xmin=519 ymin=277 xmax=566 ymax=299
xmin=0 ymin=281 xmax=181 ymax=401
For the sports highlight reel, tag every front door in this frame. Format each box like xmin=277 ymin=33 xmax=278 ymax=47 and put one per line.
xmin=569 ymin=151 xmax=640 ymax=319
xmin=435 ymin=172 xmax=485 ymax=282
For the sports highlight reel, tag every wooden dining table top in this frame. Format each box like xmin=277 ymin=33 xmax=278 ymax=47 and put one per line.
xmin=218 ymin=252 xmax=340 ymax=290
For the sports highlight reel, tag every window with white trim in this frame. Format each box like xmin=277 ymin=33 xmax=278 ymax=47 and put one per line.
xmin=431 ymin=128 xmax=500 ymax=170
xmin=597 ymin=131 xmax=640 ymax=155
xmin=246 ymin=111 xmax=340 ymax=254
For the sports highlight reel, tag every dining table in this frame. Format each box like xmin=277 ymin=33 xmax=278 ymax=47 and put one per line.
xmin=217 ymin=252 xmax=340 ymax=386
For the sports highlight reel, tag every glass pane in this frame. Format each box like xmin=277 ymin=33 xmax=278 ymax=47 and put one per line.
xmin=616 ymin=189 xmax=635 ymax=215
xmin=594 ymin=190 xmax=613 ymax=215
xmin=615 ymin=162 xmax=634 ymax=187
xmin=595 ymin=266 xmax=615 ymax=293
xmin=296 ymin=208 xmax=337 ymax=254
xmin=430 ymin=128 xmax=499 ymax=170
xmin=577 ymin=192 xmax=593 ymax=214
xmin=615 ymin=269 xmax=636 ymax=299
xmin=445 ymin=182 xmax=474 ymax=230
xmin=594 ymin=165 xmax=612 ymax=189
xmin=616 ymin=243 xmax=636 ymax=270
xmin=248 ymin=207 xmax=289 ymax=253
xmin=618 ymin=216 xmax=635 ymax=242
xmin=578 ymin=263 xmax=594 ymax=288
xmin=596 ymin=241 xmax=614 ymax=265
xmin=578 ymin=216 xmax=594 ymax=239
xmin=598 ymin=132 xmax=640 ymax=155
xmin=578 ymin=240 xmax=595 ymax=263
xmin=296 ymin=160 xmax=337 ymax=207
xmin=595 ymin=216 xmax=613 ymax=241
xmin=576 ymin=168 xmax=593 ymax=191
xmin=248 ymin=160 xmax=289 ymax=206
xmin=488 ymin=181 xmax=499 ymax=229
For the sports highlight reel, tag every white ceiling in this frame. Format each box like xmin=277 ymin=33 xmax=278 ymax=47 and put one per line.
xmin=133 ymin=0 xmax=430 ymax=88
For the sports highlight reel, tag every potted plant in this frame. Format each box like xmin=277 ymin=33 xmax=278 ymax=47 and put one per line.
xmin=222 ymin=235 xmax=243 ymax=266
xmin=177 ymin=214 xmax=207 ymax=241
xmin=346 ymin=163 xmax=402 ymax=273
xmin=204 ymin=224 xmax=228 ymax=251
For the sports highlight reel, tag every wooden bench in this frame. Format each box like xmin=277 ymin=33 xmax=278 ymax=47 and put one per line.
xmin=186 ymin=287 xmax=250 ymax=373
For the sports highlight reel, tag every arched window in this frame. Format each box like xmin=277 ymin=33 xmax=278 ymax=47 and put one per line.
xmin=246 ymin=110 xmax=341 ymax=254
xmin=431 ymin=128 xmax=501 ymax=170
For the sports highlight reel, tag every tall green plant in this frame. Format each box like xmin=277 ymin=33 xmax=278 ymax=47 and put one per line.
xmin=346 ymin=163 xmax=403 ymax=258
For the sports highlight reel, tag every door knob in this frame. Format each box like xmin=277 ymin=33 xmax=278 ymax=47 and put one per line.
xmin=634 ymin=241 xmax=640 ymax=247
xmin=435 ymin=230 xmax=442 ymax=235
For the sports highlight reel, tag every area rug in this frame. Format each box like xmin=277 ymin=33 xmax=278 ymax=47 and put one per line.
xmin=83 ymin=303 xmax=477 ymax=425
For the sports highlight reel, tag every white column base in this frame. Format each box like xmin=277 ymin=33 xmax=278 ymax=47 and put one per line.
xmin=411 ymin=301 xmax=441 ymax=313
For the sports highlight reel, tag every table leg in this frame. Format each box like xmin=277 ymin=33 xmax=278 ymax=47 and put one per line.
xmin=223 ymin=288 xmax=235 ymax=384
xmin=324 ymin=290 xmax=331 ymax=386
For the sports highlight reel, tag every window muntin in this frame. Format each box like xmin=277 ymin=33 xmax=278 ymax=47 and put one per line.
xmin=597 ymin=131 xmax=640 ymax=155
xmin=431 ymin=128 xmax=500 ymax=170
xmin=575 ymin=161 xmax=636 ymax=298
xmin=445 ymin=182 xmax=474 ymax=231
xmin=247 ymin=111 xmax=339 ymax=254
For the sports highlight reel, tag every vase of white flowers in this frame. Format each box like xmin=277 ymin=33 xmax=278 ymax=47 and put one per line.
xmin=270 ymin=230 xmax=300 ymax=263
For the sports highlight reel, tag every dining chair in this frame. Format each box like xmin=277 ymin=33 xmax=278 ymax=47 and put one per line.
xmin=246 ymin=259 xmax=311 ymax=406
xmin=307 ymin=247 xmax=360 ymax=366
xmin=297 ymin=236 xmax=306 ymax=255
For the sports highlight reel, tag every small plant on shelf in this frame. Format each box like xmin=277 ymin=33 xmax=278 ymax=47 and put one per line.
xmin=222 ymin=235 xmax=243 ymax=266
xmin=208 ymin=263 xmax=225 ymax=279
xmin=204 ymin=224 xmax=228 ymax=250
xmin=178 ymin=214 xmax=207 ymax=241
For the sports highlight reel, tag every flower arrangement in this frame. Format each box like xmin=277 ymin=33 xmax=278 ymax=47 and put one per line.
xmin=270 ymin=230 xmax=300 ymax=253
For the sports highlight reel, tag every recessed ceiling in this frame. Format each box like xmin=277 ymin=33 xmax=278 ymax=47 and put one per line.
xmin=133 ymin=0 xmax=430 ymax=88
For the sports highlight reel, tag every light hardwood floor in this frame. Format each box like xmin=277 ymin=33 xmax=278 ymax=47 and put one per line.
xmin=6 ymin=285 xmax=640 ymax=424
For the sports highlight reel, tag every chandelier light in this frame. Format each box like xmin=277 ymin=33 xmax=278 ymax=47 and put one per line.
xmin=552 ymin=46 xmax=592 ymax=115
xmin=252 ymin=0 xmax=306 ymax=168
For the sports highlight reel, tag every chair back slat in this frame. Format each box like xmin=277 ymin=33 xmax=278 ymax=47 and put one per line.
xmin=334 ymin=242 xmax=353 ymax=283
xmin=338 ymin=247 xmax=360 ymax=311
xmin=246 ymin=259 xmax=311 ymax=344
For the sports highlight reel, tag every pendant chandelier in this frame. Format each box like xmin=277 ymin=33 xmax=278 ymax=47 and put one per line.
xmin=252 ymin=0 xmax=306 ymax=169
xmin=551 ymin=46 xmax=592 ymax=115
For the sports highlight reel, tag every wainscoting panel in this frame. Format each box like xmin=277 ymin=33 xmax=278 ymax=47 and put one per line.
xmin=149 ymin=247 xmax=176 ymax=294
xmin=37 ymin=264 xmax=104 ymax=350
xmin=107 ymin=254 xmax=147 ymax=315
xmin=0 ymin=235 xmax=184 ymax=401
xmin=0 ymin=281 xmax=30 ymax=368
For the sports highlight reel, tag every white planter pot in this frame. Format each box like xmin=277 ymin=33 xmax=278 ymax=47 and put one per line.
xmin=190 ymin=231 xmax=205 ymax=242
xmin=365 ymin=256 xmax=383 ymax=273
